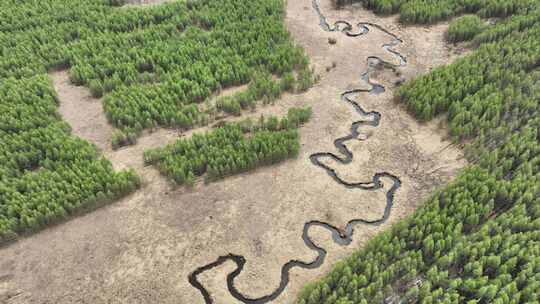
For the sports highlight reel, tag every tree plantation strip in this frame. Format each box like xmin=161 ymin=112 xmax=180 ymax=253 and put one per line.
xmin=296 ymin=2 xmax=540 ymax=303
xmin=144 ymin=107 xmax=312 ymax=185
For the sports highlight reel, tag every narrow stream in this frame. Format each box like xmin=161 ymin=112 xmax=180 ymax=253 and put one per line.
xmin=188 ymin=1 xmax=406 ymax=303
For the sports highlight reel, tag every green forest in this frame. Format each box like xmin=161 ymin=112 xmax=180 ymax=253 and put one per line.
xmin=144 ymin=107 xmax=312 ymax=185
xmin=0 ymin=0 xmax=311 ymax=243
xmin=5 ymin=0 xmax=540 ymax=301
xmin=0 ymin=75 xmax=140 ymax=243
xmin=351 ymin=0 xmax=537 ymax=23
xmin=296 ymin=2 xmax=540 ymax=304
xmin=1 ymin=0 xmax=313 ymax=147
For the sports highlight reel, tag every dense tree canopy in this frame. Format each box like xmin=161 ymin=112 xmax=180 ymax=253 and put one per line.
xmin=0 ymin=76 xmax=140 ymax=243
xmin=1 ymin=0 xmax=313 ymax=146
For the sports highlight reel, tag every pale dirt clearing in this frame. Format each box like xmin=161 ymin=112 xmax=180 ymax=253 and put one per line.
xmin=52 ymin=71 xmax=115 ymax=153
xmin=0 ymin=1 xmax=467 ymax=304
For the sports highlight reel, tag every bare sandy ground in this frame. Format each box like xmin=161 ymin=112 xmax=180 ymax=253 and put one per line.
xmin=0 ymin=1 xmax=468 ymax=303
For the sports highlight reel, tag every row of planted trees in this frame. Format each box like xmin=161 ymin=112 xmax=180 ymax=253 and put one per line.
xmin=296 ymin=2 xmax=540 ymax=303
xmin=143 ymin=107 xmax=312 ymax=185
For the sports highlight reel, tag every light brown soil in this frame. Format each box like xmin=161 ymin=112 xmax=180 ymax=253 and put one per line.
xmin=52 ymin=71 xmax=115 ymax=153
xmin=0 ymin=1 xmax=468 ymax=304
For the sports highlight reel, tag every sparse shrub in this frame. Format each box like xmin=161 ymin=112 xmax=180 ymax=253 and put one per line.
xmin=111 ymin=129 xmax=137 ymax=149
xmin=216 ymin=97 xmax=242 ymax=115
xmin=89 ymin=80 xmax=104 ymax=98
xmin=296 ymin=67 xmax=315 ymax=92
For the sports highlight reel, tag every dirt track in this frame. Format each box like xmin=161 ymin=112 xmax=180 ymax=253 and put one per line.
xmin=0 ymin=1 xmax=467 ymax=303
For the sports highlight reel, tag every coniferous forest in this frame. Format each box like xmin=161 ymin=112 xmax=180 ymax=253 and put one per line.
xmin=0 ymin=75 xmax=141 ymax=242
xmin=296 ymin=1 xmax=540 ymax=303
xmin=4 ymin=0 xmax=540 ymax=302
xmin=1 ymin=0 xmax=313 ymax=147
xmin=0 ymin=0 xmax=312 ymax=243
xmin=144 ymin=107 xmax=312 ymax=185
